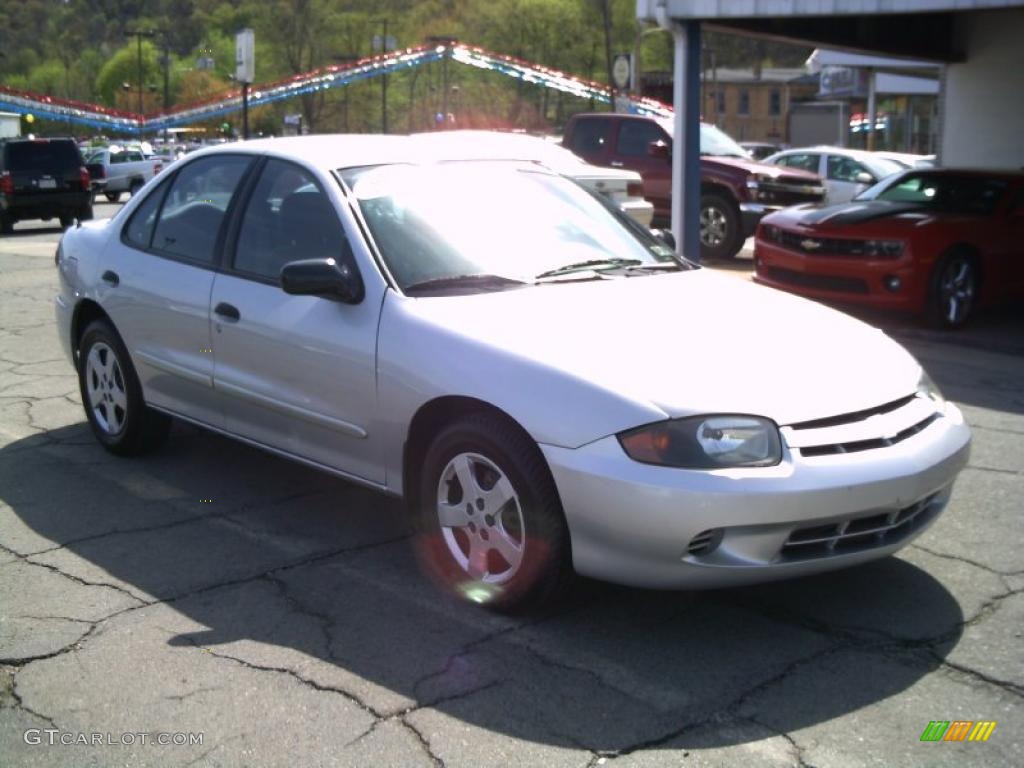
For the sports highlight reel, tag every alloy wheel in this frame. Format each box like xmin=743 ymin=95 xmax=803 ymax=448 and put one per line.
xmin=85 ymin=342 xmax=128 ymax=434
xmin=700 ymin=205 xmax=728 ymax=247
xmin=436 ymin=452 xmax=526 ymax=584
xmin=938 ymin=257 xmax=976 ymax=326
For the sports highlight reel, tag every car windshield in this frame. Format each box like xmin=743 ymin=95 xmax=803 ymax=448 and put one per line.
xmin=855 ymin=172 xmax=1008 ymax=214
xmin=859 ymin=155 xmax=905 ymax=180
xmin=654 ymin=119 xmax=748 ymax=158
xmin=341 ymin=162 xmax=681 ymax=294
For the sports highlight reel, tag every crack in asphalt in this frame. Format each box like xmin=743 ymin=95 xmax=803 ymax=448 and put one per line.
xmin=0 ymin=623 xmax=97 ymax=666
xmin=910 ymin=542 xmax=1017 ymax=578
xmin=966 ymin=463 xmax=1021 ymax=476
xmin=934 ymin=656 xmax=1024 ymax=698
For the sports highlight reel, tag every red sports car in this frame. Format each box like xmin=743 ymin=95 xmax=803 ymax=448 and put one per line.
xmin=753 ymin=169 xmax=1024 ymax=327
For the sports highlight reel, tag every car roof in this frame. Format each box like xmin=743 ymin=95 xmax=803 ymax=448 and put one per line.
xmin=186 ymin=134 xmax=441 ymax=170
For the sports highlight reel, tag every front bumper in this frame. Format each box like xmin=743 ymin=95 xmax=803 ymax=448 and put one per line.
xmin=752 ymin=239 xmax=923 ymax=311
xmin=2 ymin=191 xmax=91 ymax=220
xmin=541 ymin=401 xmax=970 ymax=589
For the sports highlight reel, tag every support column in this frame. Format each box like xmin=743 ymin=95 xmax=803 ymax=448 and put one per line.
xmin=671 ymin=20 xmax=701 ymax=262
xmin=866 ymin=67 xmax=877 ymax=151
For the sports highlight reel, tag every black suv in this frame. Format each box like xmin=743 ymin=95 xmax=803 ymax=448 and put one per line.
xmin=0 ymin=138 xmax=93 ymax=234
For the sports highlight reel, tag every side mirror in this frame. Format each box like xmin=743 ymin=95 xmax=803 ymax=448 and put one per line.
xmin=280 ymin=257 xmax=364 ymax=304
xmin=855 ymin=171 xmax=875 ymax=185
xmin=648 ymin=140 xmax=671 ymax=161
xmin=650 ymin=228 xmax=676 ymax=250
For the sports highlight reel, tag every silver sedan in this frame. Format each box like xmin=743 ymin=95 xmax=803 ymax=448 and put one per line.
xmin=54 ymin=135 xmax=971 ymax=610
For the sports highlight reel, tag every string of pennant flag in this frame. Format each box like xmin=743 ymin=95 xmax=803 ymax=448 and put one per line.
xmin=0 ymin=43 xmax=673 ymax=135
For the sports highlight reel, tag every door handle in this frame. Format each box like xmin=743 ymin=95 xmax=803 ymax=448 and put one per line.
xmin=609 ymin=161 xmax=624 ymax=167
xmin=101 ymin=270 xmax=119 ymax=286
xmin=214 ymin=302 xmax=240 ymax=321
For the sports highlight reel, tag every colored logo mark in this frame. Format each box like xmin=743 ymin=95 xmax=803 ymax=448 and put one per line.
xmin=920 ymin=720 xmax=996 ymax=742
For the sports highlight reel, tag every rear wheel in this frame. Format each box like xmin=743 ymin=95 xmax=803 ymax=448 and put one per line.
xmin=927 ymin=251 xmax=978 ymax=328
xmin=104 ymin=192 xmax=122 ymax=203
xmin=700 ymin=193 xmax=742 ymax=260
xmin=78 ymin=320 xmax=171 ymax=455
xmin=0 ymin=214 xmax=13 ymax=235
xmin=129 ymin=180 xmax=144 ymax=197
xmin=414 ymin=412 xmax=572 ymax=612
xmin=59 ymin=214 xmax=74 ymax=228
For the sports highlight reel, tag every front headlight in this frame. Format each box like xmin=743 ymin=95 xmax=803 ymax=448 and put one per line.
xmin=862 ymin=240 xmax=905 ymax=258
xmin=917 ymin=370 xmax=945 ymax=405
xmin=618 ymin=415 xmax=782 ymax=469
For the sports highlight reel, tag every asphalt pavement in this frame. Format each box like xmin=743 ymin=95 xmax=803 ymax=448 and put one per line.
xmin=1 ymin=205 xmax=1022 ymax=767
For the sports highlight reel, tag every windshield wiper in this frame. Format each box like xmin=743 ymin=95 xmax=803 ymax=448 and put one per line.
xmin=403 ymin=274 xmax=527 ymax=295
xmin=535 ymin=258 xmax=642 ymax=280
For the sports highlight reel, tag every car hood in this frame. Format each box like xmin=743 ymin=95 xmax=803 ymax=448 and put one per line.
xmin=703 ymin=154 xmax=821 ymax=181
xmin=769 ymin=200 xmax=936 ymax=231
xmin=404 ymin=270 xmax=921 ymax=427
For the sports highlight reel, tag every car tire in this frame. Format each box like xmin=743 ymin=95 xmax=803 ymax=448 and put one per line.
xmin=129 ymin=180 xmax=144 ymax=197
xmin=79 ymin=205 xmax=94 ymax=221
xmin=700 ymin=193 xmax=742 ymax=260
xmin=414 ymin=411 xmax=573 ymax=612
xmin=77 ymin=320 xmax=171 ymax=456
xmin=59 ymin=214 xmax=74 ymax=228
xmin=927 ymin=250 xmax=978 ymax=329
xmin=0 ymin=214 xmax=13 ymax=235
xmin=104 ymin=192 xmax=122 ymax=203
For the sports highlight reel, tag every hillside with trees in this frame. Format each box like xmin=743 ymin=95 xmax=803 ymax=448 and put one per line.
xmin=0 ymin=0 xmax=810 ymax=136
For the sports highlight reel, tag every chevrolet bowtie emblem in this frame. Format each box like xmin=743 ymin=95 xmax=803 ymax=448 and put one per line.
xmin=801 ymin=238 xmax=821 ymax=250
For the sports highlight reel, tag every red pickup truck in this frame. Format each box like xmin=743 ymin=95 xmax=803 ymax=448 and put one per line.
xmin=562 ymin=113 xmax=825 ymax=259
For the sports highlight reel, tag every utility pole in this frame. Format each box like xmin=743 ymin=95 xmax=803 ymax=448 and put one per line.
xmin=381 ymin=20 xmax=389 ymax=133
xmin=129 ymin=29 xmax=155 ymax=136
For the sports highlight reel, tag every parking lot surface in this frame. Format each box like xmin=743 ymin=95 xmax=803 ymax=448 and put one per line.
xmin=1 ymin=206 xmax=1022 ymax=766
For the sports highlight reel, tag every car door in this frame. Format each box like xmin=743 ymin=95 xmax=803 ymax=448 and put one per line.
xmin=210 ymin=158 xmax=385 ymax=484
xmin=609 ymin=119 xmax=672 ymax=216
xmin=99 ymin=153 xmax=254 ymax=428
xmin=825 ymin=155 xmax=874 ymax=204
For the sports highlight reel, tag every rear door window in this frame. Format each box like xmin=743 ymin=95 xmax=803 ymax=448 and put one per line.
xmin=151 ymin=155 xmax=252 ymax=264
xmin=568 ymin=118 xmax=612 ymax=156
xmin=827 ymin=155 xmax=871 ymax=183
xmin=123 ymin=177 xmax=171 ymax=249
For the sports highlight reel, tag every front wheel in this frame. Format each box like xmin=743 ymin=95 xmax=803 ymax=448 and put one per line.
xmin=104 ymin=192 xmax=122 ymax=203
xmin=927 ymin=251 xmax=978 ymax=328
xmin=700 ymin=193 xmax=742 ymax=260
xmin=78 ymin=320 xmax=171 ymax=455
xmin=414 ymin=412 xmax=572 ymax=612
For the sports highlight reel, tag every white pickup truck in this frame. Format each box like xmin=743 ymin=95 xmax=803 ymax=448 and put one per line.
xmin=84 ymin=148 xmax=163 ymax=202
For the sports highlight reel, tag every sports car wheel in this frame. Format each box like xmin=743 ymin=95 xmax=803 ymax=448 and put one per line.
xmin=928 ymin=252 xmax=977 ymax=328
xmin=78 ymin=320 xmax=171 ymax=455
xmin=415 ymin=412 xmax=572 ymax=611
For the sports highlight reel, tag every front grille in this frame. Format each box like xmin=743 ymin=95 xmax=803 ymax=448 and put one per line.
xmin=764 ymin=266 xmax=869 ymax=294
xmin=775 ymin=230 xmax=897 ymax=258
xmin=799 ymin=413 xmax=940 ymax=457
xmin=781 ymin=493 xmax=940 ymax=560
xmin=790 ymin=395 xmax=916 ymax=431
xmin=759 ymin=180 xmax=824 ymax=207
xmin=783 ymin=393 xmax=942 ymax=459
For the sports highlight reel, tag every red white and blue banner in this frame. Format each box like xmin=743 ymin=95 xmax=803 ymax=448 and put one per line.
xmin=0 ymin=44 xmax=672 ymax=134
